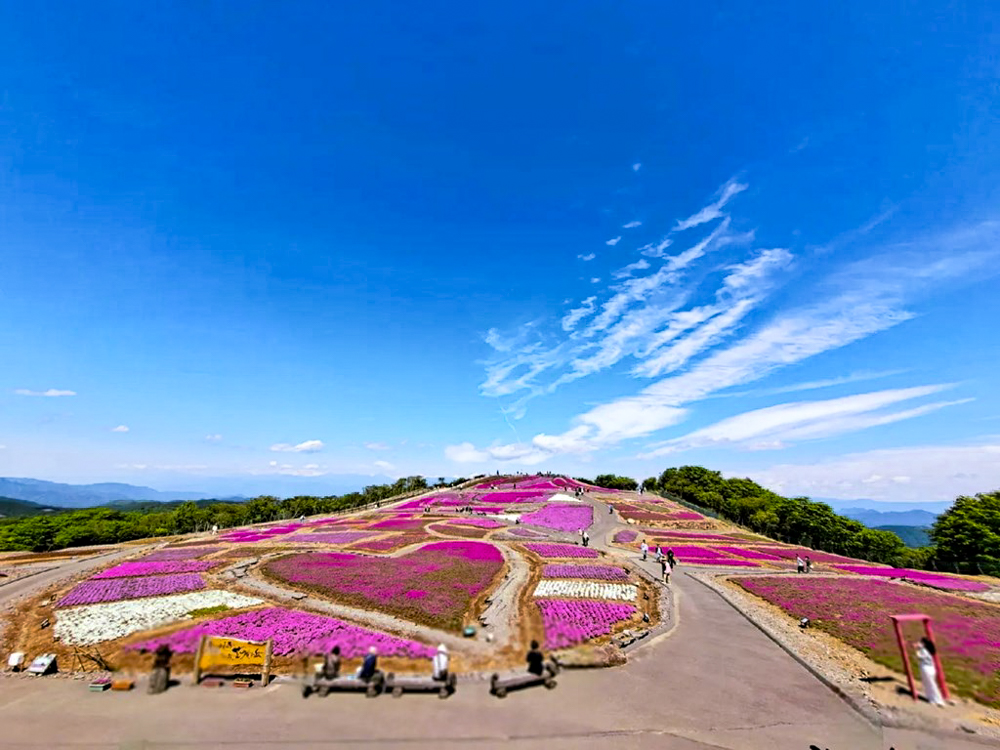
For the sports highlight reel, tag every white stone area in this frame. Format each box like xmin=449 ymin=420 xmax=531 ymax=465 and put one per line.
xmin=54 ymin=590 xmax=264 ymax=645
xmin=533 ymin=580 xmax=637 ymax=602
xmin=549 ymin=493 xmax=581 ymax=503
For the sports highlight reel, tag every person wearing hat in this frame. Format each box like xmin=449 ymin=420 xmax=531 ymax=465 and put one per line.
xmin=432 ymin=644 xmax=449 ymax=682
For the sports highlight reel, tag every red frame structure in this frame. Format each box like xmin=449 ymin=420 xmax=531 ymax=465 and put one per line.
xmin=889 ymin=613 xmax=950 ymax=702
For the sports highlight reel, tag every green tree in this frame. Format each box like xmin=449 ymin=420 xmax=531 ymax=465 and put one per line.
xmin=931 ymin=492 xmax=1000 ymax=575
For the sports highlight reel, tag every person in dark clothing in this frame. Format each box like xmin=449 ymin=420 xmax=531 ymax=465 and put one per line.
xmin=357 ymin=647 xmax=378 ymax=681
xmin=666 ymin=549 xmax=676 ymax=567
xmin=526 ymin=640 xmax=545 ymax=676
xmin=323 ymin=645 xmax=341 ymax=680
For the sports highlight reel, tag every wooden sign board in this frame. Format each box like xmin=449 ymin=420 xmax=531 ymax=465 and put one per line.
xmin=193 ymin=636 xmax=273 ymax=686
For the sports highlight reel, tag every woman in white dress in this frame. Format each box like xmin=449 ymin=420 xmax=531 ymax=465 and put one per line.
xmin=914 ymin=637 xmax=946 ymax=706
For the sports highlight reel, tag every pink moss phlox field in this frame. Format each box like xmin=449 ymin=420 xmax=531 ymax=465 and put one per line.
xmin=733 ymin=576 xmax=1000 ymax=707
xmin=542 ymin=564 xmax=629 ymax=581
xmin=652 ymin=531 xmax=740 ymax=542
xmin=613 ymin=530 xmax=638 ymax=543
xmin=519 ymin=503 xmax=594 ymax=533
xmin=750 ymin=547 xmax=859 ymax=564
xmin=57 ymin=574 xmax=206 ymax=607
xmin=443 ymin=518 xmax=504 ymax=529
xmin=523 ymin=543 xmax=599 ymax=559
xmin=348 ymin=534 xmax=431 ymax=553
xmin=674 ymin=558 xmax=760 ymax=567
xmin=478 ymin=491 xmax=550 ymax=503
xmin=291 ymin=531 xmax=376 ymax=544
xmin=367 ymin=518 xmax=428 ymax=531
xmin=657 ymin=545 xmax=731 ymax=559
xmin=534 ymin=599 xmax=636 ymax=649
xmin=832 ymin=565 xmax=990 ymax=592
xmin=92 ymin=561 xmax=215 ymax=578
xmin=716 ymin=547 xmax=783 ymax=561
xmin=263 ymin=541 xmax=503 ymax=631
xmin=507 ymin=527 xmax=547 ymax=538
xmin=221 ymin=523 xmax=306 ymax=543
xmin=471 ymin=506 xmax=504 ymax=514
xmin=142 ymin=547 xmax=221 ymax=562
xmin=131 ymin=607 xmax=434 ymax=659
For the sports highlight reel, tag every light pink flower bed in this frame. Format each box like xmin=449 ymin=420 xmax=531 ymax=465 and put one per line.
xmin=520 ymin=503 xmax=593 ymax=533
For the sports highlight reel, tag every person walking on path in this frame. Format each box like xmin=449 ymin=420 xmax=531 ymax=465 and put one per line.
xmin=640 ymin=540 xmax=649 ymax=561
xmin=796 ymin=555 xmax=805 ymax=574
xmin=660 ymin=557 xmax=672 ymax=584
xmin=805 ymin=556 xmax=812 ymax=573
xmin=666 ymin=549 xmax=675 ymax=567
xmin=655 ymin=545 xmax=663 ymax=563
xmin=914 ymin=638 xmax=946 ymax=706
xmin=582 ymin=530 xmax=590 ymax=547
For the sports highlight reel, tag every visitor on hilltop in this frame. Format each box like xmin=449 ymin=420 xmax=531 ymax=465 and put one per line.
xmin=357 ymin=647 xmax=379 ymax=681
xmin=796 ymin=555 xmax=806 ymax=574
xmin=661 ymin=557 xmax=671 ymax=584
xmin=914 ymin=638 xmax=946 ymax=707
xmin=641 ymin=540 xmax=649 ymax=561
xmin=323 ymin=646 xmax=341 ymax=680
xmin=667 ymin=549 xmax=675 ymax=567
xmin=526 ymin=640 xmax=545 ymax=676
xmin=655 ymin=545 xmax=663 ymax=563
xmin=582 ymin=530 xmax=590 ymax=547
xmin=805 ymin=556 xmax=813 ymax=574
xmin=432 ymin=644 xmax=449 ymax=682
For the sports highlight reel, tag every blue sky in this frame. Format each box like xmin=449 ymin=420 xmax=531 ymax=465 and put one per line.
xmin=2 ymin=2 xmax=999 ymax=502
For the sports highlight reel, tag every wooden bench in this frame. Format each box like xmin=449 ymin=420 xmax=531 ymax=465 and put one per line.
xmin=301 ymin=671 xmax=385 ymax=699
xmin=489 ymin=661 xmax=558 ymax=698
xmin=385 ymin=672 xmax=457 ymax=699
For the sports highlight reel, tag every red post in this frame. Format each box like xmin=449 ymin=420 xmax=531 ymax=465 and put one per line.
xmin=891 ymin=617 xmax=918 ymax=701
xmin=923 ymin=619 xmax=950 ymax=701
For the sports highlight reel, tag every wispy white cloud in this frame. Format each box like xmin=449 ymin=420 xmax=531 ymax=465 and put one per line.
xmin=622 ymin=220 xmax=642 ymax=229
xmin=577 ymin=253 xmax=596 ymax=261
xmin=14 ymin=388 xmax=76 ymax=397
xmin=640 ymin=384 xmax=968 ymax=456
xmin=612 ymin=259 xmax=650 ymax=279
xmin=632 ymin=163 xmax=642 ymax=172
xmin=752 ymin=440 xmax=1000 ymax=502
xmin=590 ymin=277 xmax=601 ymax=284
xmin=270 ymin=439 xmax=324 ymax=453
xmin=561 ymin=297 xmax=597 ymax=332
xmin=373 ymin=459 xmax=395 ymax=471
xmin=674 ymin=179 xmax=747 ymax=231
xmin=364 ymin=442 xmax=391 ymax=451
xmin=204 ymin=434 xmax=223 ymax=443
xmin=718 ymin=370 xmax=909 ymax=399
xmin=111 ymin=425 xmax=130 ymax=433
xmin=605 ymin=236 xmax=621 ymax=246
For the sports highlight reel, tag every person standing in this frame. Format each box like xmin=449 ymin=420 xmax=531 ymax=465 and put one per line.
xmin=796 ymin=555 xmax=805 ymax=574
xmin=582 ymin=530 xmax=590 ymax=547
xmin=640 ymin=540 xmax=649 ymax=561
xmin=666 ymin=549 xmax=675 ymax=567
xmin=432 ymin=644 xmax=449 ymax=682
xmin=805 ymin=556 xmax=812 ymax=574
xmin=914 ymin=638 xmax=946 ymax=706
xmin=655 ymin=545 xmax=663 ymax=563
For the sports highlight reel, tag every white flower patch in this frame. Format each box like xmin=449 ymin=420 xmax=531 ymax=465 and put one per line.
xmin=533 ymin=580 xmax=637 ymax=602
xmin=55 ymin=590 xmax=264 ymax=645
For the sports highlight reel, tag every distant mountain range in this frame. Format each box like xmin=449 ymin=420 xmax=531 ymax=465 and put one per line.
xmin=0 ymin=474 xmax=395 ymax=508
xmin=0 ymin=496 xmax=64 ymax=518
xmin=0 ymin=477 xmax=230 ymax=508
xmin=837 ymin=507 xmax=940 ymax=528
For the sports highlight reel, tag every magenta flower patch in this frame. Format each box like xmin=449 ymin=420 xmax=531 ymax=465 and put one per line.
xmin=264 ymin=541 xmax=504 ymax=631
xmin=613 ymin=530 xmax=638 ymax=543
xmin=131 ymin=607 xmax=434 ymax=659
xmin=57 ymin=574 xmax=206 ymax=607
xmin=92 ymin=561 xmax=215 ymax=578
xmin=520 ymin=503 xmax=593 ymax=533
xmin=143 ymin=547 xmax=222 ymax=562
xmin=716 ymin=547 xmax=782 ymax=561
xmin=291 ymin=531 xmax=376 ymax=544
xmin=833 ymin=565 xmax=990 ymax=592
xmin=523 ymin=543 xmax=599 ymax=559
xmin=535 ymin=599 xmax=636 ymax=649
